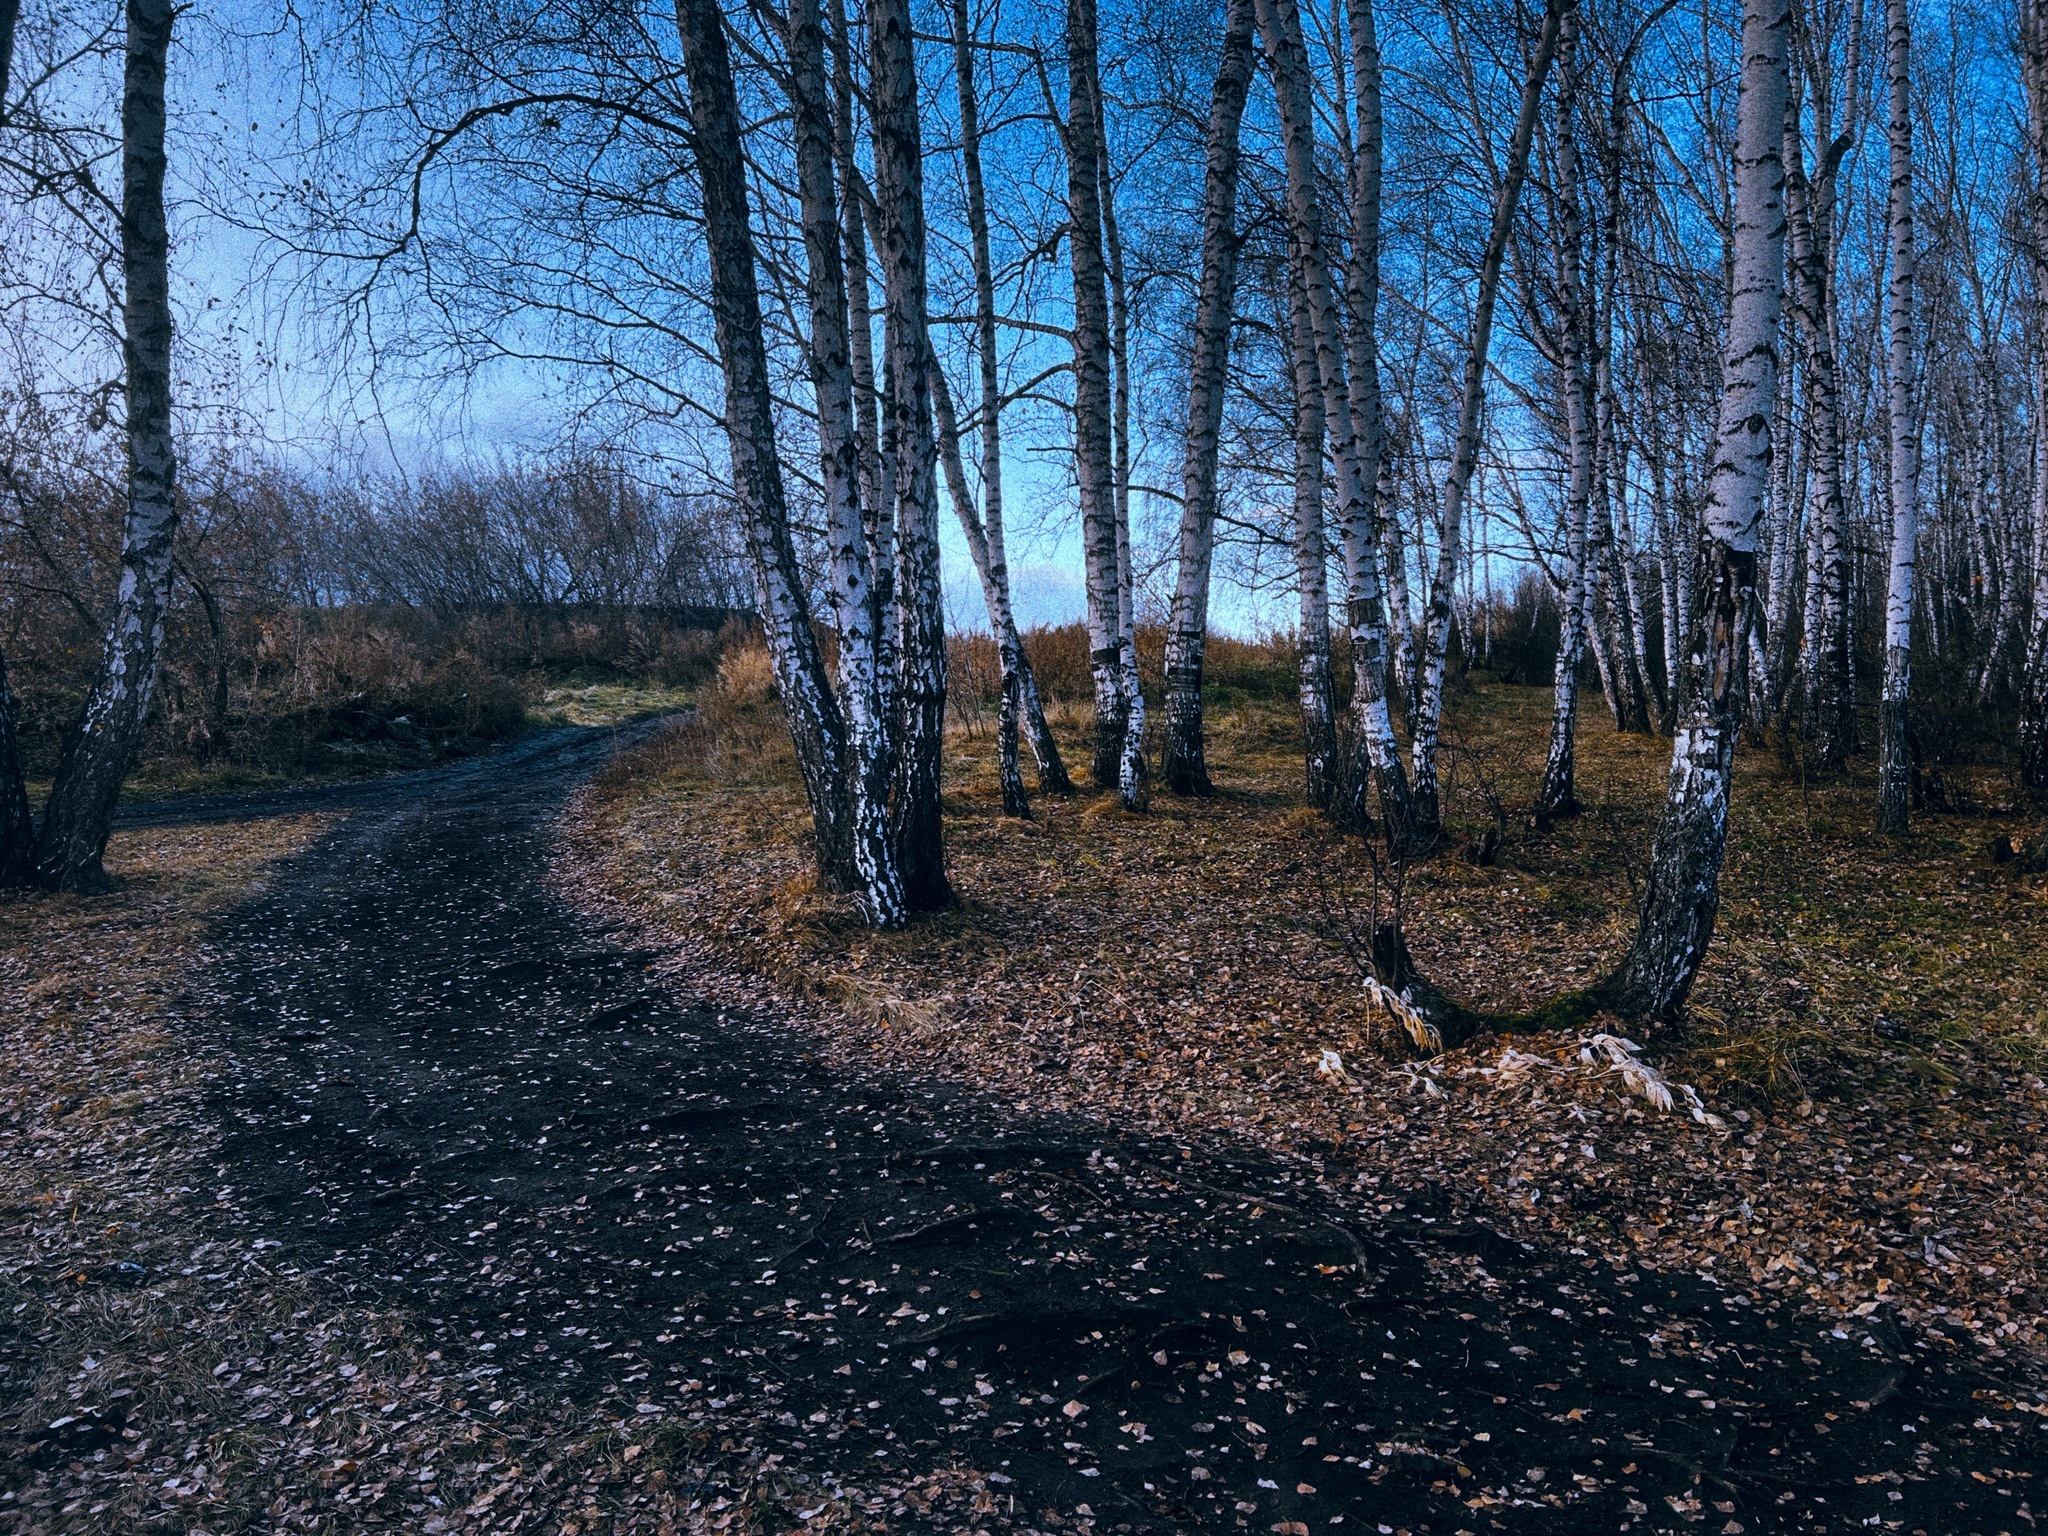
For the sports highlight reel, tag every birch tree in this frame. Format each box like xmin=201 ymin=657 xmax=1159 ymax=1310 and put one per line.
xmin=789 ymin=0 xmax=907 ymax=917
xmin=1406 ymin=0 xmax=1567 ymax=849
xmin=1605 ymin=0 xmax=1791 ymax=1019
xmin=1065 ymin=0 xmax=1139 ymax=805
xmin=1782 ymin=5 xmax=1860 ymax=768
xmin=1254 ymin=0 xmax=1415 ymax=845
xmin=869 ymin=0 xmax=952 ymax=906
xmin=677 ymin=0 xmax=903 ymax=923
xmin=30 ymin=0 xmax=179 ymax=891
xmin=1284 ymin=242 xmax=1342 ymax=805
xmin=2022 ymin=0 xmax=2048 ymax=806
xmin=1535 ymin=5 xmax=1597 ymax=822
xmin=0 ymin=0 xmax=29 ymax=887
xmin=1161 ymin=0 xmax=1257 ymax=797
xmin=942 ymin=0 xmax=1072 ymax=810
xmin=1874 ymin=0 xmax=1918 ymax=832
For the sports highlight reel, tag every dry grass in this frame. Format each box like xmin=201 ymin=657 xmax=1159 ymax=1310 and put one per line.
xmin=568 ymin=675 xmax=2048 ymax=1370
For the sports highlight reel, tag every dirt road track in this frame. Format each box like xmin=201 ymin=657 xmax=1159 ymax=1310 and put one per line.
xmin=186 ymin=725 xmax=2038 ymax=1533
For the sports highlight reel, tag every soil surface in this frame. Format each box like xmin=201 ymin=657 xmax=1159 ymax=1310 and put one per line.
xmin=183 ymin=725 xmax=2040 ymax=1534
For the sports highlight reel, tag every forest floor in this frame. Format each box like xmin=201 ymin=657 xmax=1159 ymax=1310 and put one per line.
xmin=571 ymin=674 xmax=2048 ymax=1373
xmin=2 ymin=697 xmax=2044 ymax=1536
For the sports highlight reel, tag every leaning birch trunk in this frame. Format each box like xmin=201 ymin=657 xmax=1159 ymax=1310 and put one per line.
xmin=1161 ymin=0 xmax=1256 ymax=797
xmin=676 ymin=0 xmax=860 ymax=897
xmin=930 ymin=361 xmax=1053 ymax=817
xmin=1065 ymin=0 xmax=1128 ymax=795
xmin=1536 ymin=7 xmax=1595 ymax=822
xmin=1407 ymin=0 xmax=1566 ymax=850
xmin=32 ymin=0 xmax=179 ymax=891
xmin=1605 ymin=0 xmax=1790 ymax=1022
xmin=789 ymin=0 xmax=907 ymax=923
xmin=949 ymin=0 xmax=1072 ymax=802
xmin=1285 ymin=248 xmax=1341 ymax=806
xmin=1255 ymin=0 xmax=1415 ymax=846
xmin=868 ymin=0 xmax=952 ymax=908
xmin=1875 ymin=0 xmax=1918 ymax=833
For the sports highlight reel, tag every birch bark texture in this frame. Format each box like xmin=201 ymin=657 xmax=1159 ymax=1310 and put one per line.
xmin=32 ymin=0 xmax=180 ymax=891
xmin=1064 ymin=0 xmax=1135 ymax=800
xmin=1254 ymin=0 xmax=1415 ymax=845
xmin=1875 ymin=0 xmax=1918 ymax=833
xmin=1285 ymin=245 xmax=1342 ymax=806
xmin=676 ymin=0 xmax=866 ymax=910
xmin=1535 ymin=6 xmax=1595 ymax=822
xmin=1161 ymin=0 xmax=1257 ymax=797
xmin=2021 ymin=0 xmax=2048 ymax=806
xmin=1606 ymin=0 xmax=1790 ymax=1021
xmin=789 ymin=0 xmax=908 ymax=921
xmin=868 ymin=0 xmax=953 ymax=907
xmin=1783 ymin=49 xmax=1857 ymax=768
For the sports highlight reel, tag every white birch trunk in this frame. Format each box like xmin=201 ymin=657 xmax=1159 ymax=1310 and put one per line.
xmin=1784 ymin=63 xmax=1857 ymax=767
xmin=674 ymin=0 xmax=860 ymax=899
xmin=1162 ymin=0 xmax=1257 ymax=797
xmin=1285 ymin=244 xmax=1342 ymax=805
xmin=1254 ymin=0 xmax=1414 ymax=843
xmin=1607 ymin=0 xmax=1790 ymax=1022
xmin=791 ymin=0 xmax=908 ymax=923
xmin=33 ymin=0 xmax=181 ymax=890
xmin=1875 ymin=0 xmax=1918 ymax=832
xmin=1065 ymin=0 xmax=1130 ymax=795
xmin=1100 ymin=132 xmax=1146 ymax=810
xmin=1537 ymin=6 xmax=1595 ymax=821
xmin=949 ymin=0 xmax=1072 ymax=804
xmin=1409 ymin=0 xmax=1567 ymax=847
xmin=2020 ymin=0 xmax=2048 ymax=804
xmin=868 ymin=0 xmax=952 ymax=909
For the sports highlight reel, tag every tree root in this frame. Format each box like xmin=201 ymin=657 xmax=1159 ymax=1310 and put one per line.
xmin=1368 ymin=922 xmax=1605 ymax=1053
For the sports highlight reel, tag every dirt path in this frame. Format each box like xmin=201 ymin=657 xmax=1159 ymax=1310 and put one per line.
xmin=191 ymin=728 xmax=2036 ymax=1534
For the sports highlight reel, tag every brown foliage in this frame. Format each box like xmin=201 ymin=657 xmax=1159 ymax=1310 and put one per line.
xmin=573 ymin=678 xmax=2048 ymax=1367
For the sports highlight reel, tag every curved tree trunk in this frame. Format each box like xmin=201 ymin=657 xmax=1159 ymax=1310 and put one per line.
xmin=947 ymin=0 xmax=1071 ymax=805
xmin=1875 ymin=0 xmax=1918 ymax=833
xmin=33 ymin=0 xmax=180 ymax=891
xmin=931 ymin=362 xmax=1058 ymax=817
xmin=1604 ymin=0 xmax=1790 ymax=1023
xmin=1161 ymin=0 xmax=1256 ymax=798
